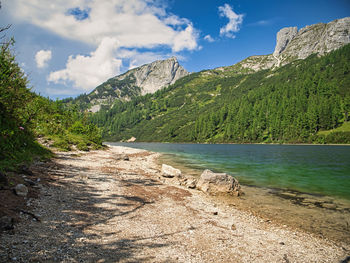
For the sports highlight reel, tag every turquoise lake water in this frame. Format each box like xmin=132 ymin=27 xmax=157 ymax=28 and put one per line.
xmin=108 ymin=143 xmax=350 ymax=201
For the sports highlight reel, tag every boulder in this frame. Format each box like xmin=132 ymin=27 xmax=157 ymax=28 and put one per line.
xmin=127 ymin=137 xmax=136 ymax=142
xmin=161 ymin=164 xmax=181 ymax=178
xmin=15 ymin=184 xmax=28 ymax=197
xmin=196 ymin=169 xmax=242 ymax=196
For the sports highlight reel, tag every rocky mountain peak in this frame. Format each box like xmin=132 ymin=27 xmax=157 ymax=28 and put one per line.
xmin=82 ymin=57 xmax=189 ymax=112
xmin=233 ymin=17 xmax=350 ymax=72
xmin=275 ymin=17 xmax=350 ymax=65
xmin=125 ymin=56 xmax=188 ymax=95
xmin=273 ymin=27 xmax=298 ymax=58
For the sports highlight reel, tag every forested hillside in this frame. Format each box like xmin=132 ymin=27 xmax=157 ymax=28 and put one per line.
xmin=0 ymin=40 xmax=103 ymax=171
xmin=90 ymin=44 xmax=350 ymax=144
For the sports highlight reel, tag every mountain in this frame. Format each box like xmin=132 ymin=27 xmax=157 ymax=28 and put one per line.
xmin=89 ymin=17 xmax=350 ymax=144
xmin=218 ymin=17 xmax=350 ymax=74
xmin=72 ymin=57 xmax=188 ymax=112
xmin=72 ymin=17 xmax=349 ymax=112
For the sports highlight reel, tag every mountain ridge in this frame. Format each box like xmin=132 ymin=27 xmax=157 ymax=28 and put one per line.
xmin=218 ymin=17 xmax=350 ymax=74
xmin=73 ymin=56 xmax=189 ymax=112
xmin=90 ymin=43 xmax=350 ymax=144
xmin=72 ymin=17 xmax=349 ymax=112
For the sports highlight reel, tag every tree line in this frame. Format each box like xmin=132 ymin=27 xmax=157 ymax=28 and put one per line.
xmin=90 ymin=44 xmax=350 ymax=144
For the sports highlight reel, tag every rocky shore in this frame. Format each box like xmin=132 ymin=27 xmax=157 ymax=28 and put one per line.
xmin=0 ymin=145 xmax=349 ymax=262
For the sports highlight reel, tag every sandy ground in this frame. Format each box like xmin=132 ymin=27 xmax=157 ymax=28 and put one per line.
xmin=0 ymin=145 xmax=349 ymax=262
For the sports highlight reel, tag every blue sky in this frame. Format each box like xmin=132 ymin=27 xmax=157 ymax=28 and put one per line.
xmin=0 ymin=0 xmax=349 ymax=99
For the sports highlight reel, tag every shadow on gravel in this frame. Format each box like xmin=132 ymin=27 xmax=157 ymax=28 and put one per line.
xmin=0 ymin=157 xmax=189 ymax=262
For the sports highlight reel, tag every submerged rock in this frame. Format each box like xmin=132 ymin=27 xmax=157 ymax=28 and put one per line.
xmin=161 ymin=164 xmax=182 ymax=178
xmin=196 ymin=169 xmax=242 ymax=196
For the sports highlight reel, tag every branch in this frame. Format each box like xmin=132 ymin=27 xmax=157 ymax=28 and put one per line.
xmin=0 ymin=24 xmax=11 ymax=34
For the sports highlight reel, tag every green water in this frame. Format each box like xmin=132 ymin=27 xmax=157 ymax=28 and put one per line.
xmin=108 ymin=143 xmax=350 ymax=200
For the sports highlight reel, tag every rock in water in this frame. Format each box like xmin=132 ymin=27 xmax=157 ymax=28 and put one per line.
xmin=15 ymin=184 xmax=28 ymax=197
xmin=127 ymin=137 xmax=136 ymax=142
xmin=161 ymin=164 xmax=182 ymax=178
xmin=196 ymin=169 xmax=242 ymax=196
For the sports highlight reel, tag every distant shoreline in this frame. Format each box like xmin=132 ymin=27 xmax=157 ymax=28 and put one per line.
xmin=108 ymin=141 xmax=350 ymax=146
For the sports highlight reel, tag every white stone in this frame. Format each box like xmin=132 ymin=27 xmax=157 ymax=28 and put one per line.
xmin=127 ymin=137 xmax=136 ymax=142
xmin=161 ymin=164 xmax=182 ymax=178
xmin=196 ymin=169 xmax=242 ymax=196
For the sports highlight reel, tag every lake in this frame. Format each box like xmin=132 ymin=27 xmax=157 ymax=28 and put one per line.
xmin=107 ymin=142 xmax=350 ymax=244
xmin=108 ymin=142 xmax=350 ymax=201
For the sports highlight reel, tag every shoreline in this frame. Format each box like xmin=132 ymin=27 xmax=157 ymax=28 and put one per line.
xmin=111 ymin=141 xmax=350 ymax=201
xmin=113 ymin=141 xmax=350 ymax=146
xmin=158 ymin=152 xmax=350 ymax=246
xmin=1 ymin=145 xmax=349 ymax=262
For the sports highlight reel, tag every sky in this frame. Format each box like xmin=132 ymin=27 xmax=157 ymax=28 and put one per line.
xmin=0 ymin=0 xmax=349 ymax=99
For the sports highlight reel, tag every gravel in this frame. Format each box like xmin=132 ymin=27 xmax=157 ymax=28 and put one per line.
xmin=0 ymin=146 xmax=348 ymax=262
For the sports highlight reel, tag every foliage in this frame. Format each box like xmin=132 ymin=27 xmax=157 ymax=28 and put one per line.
xmin=67 ymin=73 xmax=142 ymax=111
xmin=0 ymin=40 xmax=51 ymax=170
xmin=90 ymin=44 xmax=350 ymax=144
xmin=0 ymin=40 xmax=103 ymax=171
xmin=30 ymin=96 xmax=103 ymax=151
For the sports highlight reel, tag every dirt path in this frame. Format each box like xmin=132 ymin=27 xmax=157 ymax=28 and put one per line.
xmin=0 ymin=146 xmax=348 ymax=262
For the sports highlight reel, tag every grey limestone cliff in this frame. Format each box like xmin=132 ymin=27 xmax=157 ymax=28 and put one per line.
xmin=84 ymin=57 xmax=188 ymax=112
xmin=236 ymin=17 xmax=350 ymax=72
xmin=273 ymin=27 xmax=298 ymax=58
xmin=277 ymin=17 xmax=350 ymax=65
xmin=119 ymin=57 xmax=188 ymax=95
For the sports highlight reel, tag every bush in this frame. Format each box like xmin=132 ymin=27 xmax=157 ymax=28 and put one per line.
xmin=0 ymin=39 xmax=103 ymax=171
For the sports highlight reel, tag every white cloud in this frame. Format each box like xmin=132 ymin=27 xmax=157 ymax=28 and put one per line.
xmin=248 ymin=20 xmax=273 ymax=27
xmin=6 ymin=0 xmax=200 ymax=95
xmin=218 ymin=4 xmax=244 ymax=39
xmin=172 ymin=24 xmax=198 ymax=52
xmin=48 ymin=37 xmax=122 ymax=92
xmin=8 ymin=0 xmax=199 ymax=52
xmin=35 ymin=49 xmax=52 ymax=68
xmin=204 ymin=35 xmax=215 ymax=42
